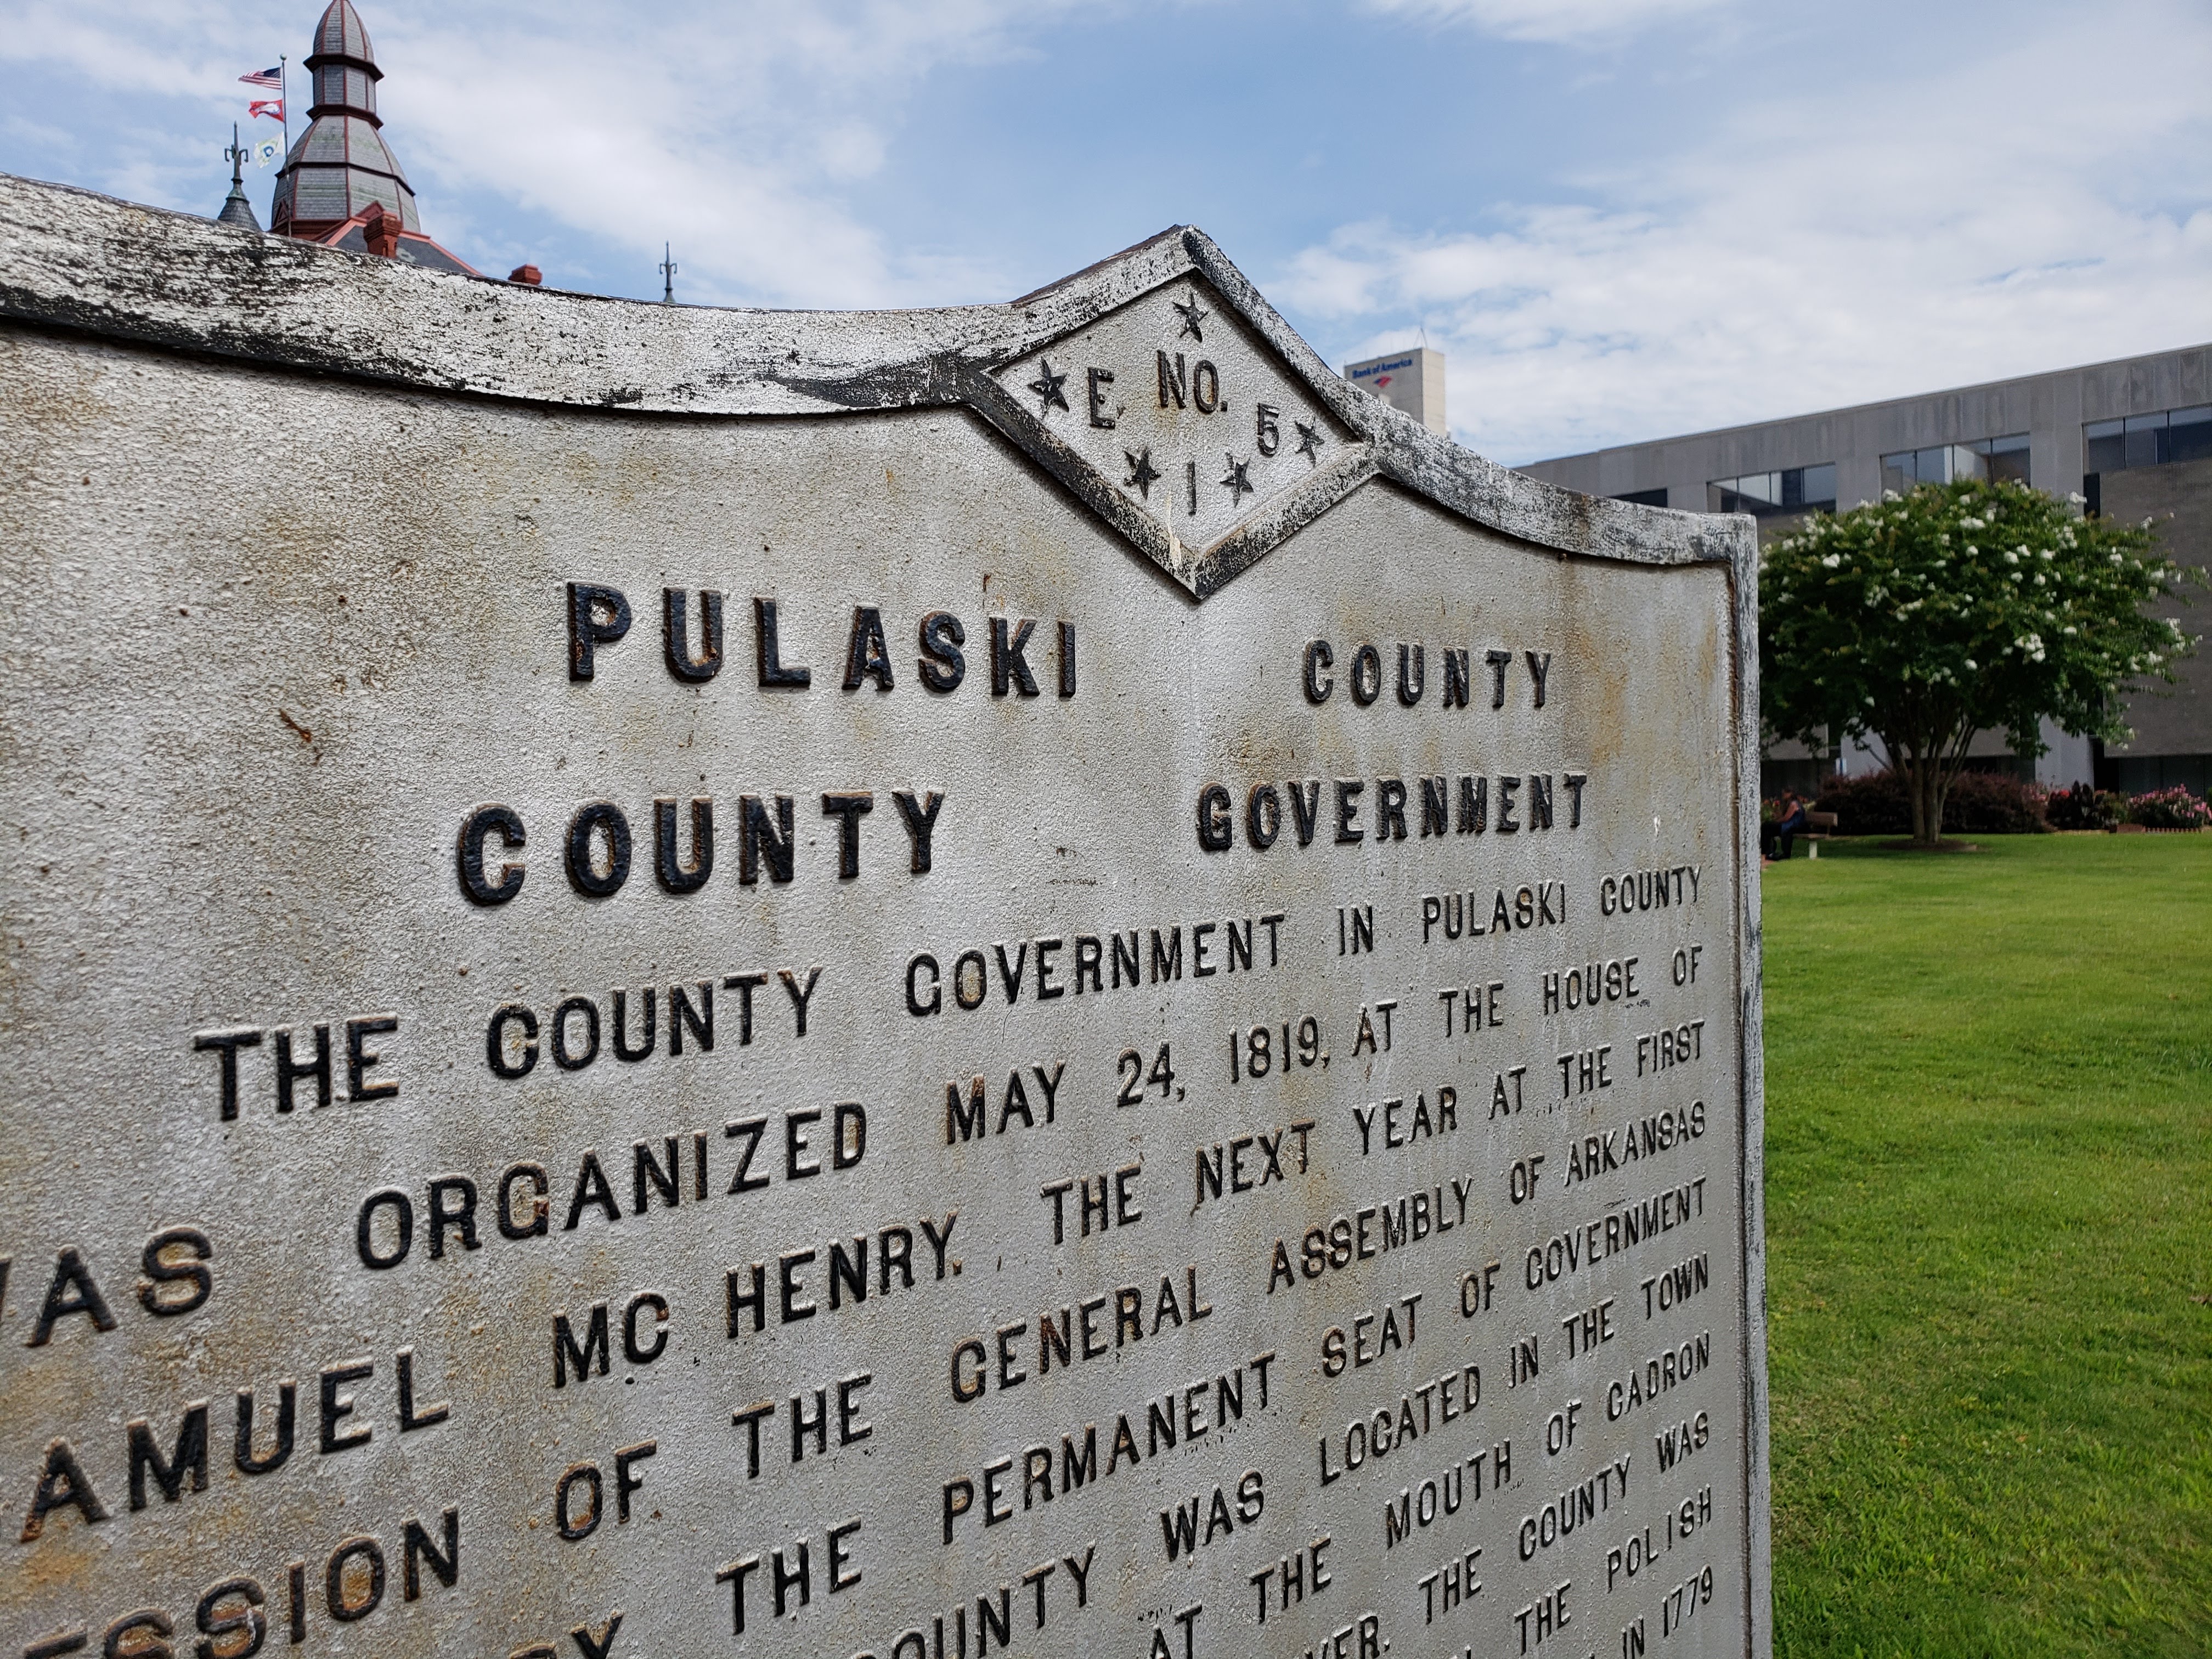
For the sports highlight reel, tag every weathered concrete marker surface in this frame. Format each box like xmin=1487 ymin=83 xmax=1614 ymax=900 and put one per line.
xmin=0 ymin=173 xmax=1769 ymax=1659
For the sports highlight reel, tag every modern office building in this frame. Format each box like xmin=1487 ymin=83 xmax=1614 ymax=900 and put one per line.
xmin=1520 ymin=346 xmax=2212 ymax=797
xmin=1345 ymin=347 xmax=1446 ymax=434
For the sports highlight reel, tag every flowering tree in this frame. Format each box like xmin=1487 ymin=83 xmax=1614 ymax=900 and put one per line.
xmin=1759 ymin=478 xmax=2195 ymax=846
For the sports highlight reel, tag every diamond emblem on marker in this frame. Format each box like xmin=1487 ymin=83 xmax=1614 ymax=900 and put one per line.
xmin=988 ymin=274 xmax=1359 ymax=591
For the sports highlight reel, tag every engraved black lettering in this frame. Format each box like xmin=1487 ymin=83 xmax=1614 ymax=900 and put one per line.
xmin=275 ymin=1024 xmax=331 ymax=1114
xmin=654 ymin=799 xmax=714 ymax=893
xmin=664 ymin=588 xmax=723 ymax=682
xmin=127 ymin=1401 xmax=209 ymax=1510
xmin=402 ymin=1507 xmax=460 ymax=1600
xmin=740 ymin=795 xmax=795 ymax=885
xmin=566 ymin=803 xmax=631 ymax=898
xmin=20 ymin=1438 xmax=107 ymax=1540
xmin=822 ymin=792 xmax=873 ymax=879
xmin=138 ymin=1227 xmax=213 ymax=1317
xmin=193 ymin=1027 xmax=262 ymax=1120
xmin=234 ymin=1382 xmax=295 ymax=1475
xmin=754 ymin=597 xmax=811 ymax=687
xmin=992 ymin=618 xmax=1040 ymax=698
xmin=1304 ymin=641 xmax=1334 ymax=704
xmin=318 ymin=1360 xmax=373 ymax=1452
xmin=918 ymin=612 xmax=967 ymax=693
xmin=567 ymin=583 xmax=630 ymax=681
xmin=456 ymin=805 xmax=526 ymax=906
xmin=843 ymin=606 xmax=895 ymax=691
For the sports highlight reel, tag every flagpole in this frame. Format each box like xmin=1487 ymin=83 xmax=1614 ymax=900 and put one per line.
xmin=279 ymin=55 xmax=289 ymax=157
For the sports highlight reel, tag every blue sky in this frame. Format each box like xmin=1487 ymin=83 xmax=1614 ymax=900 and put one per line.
xmin=4 ymin=0 xmax=2208 ymax=462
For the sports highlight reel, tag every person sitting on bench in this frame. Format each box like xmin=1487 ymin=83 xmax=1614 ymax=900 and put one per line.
xmin=1762 ymin=792 xmax=1808 ymax=862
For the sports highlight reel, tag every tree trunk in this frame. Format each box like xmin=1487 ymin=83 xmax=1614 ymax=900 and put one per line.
xmin=1899 ymin=748 xmax=1931 ymax=845
xmin=1884 ymin=715 xmax=1966 ymax=848
xmin=1918 ymin=765 xmax=1945 ymax=848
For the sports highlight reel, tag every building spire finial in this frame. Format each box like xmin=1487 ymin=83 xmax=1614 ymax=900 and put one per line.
xmin=217 ymin=123 xmax=262 ymax=232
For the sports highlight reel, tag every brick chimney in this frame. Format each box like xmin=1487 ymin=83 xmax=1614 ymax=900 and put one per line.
xmin=362 ymin=202 xmax=402 ymax=258
xmin=508 ymin=264 xmax=543 ymax=286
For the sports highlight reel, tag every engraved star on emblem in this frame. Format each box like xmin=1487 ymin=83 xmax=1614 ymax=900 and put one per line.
xmin=1220 ymin=453 xmax=1254 ymax=505
xmin=1124 ymin=447 xmax=1161 ymax=500
xmin=1173 ymin=295 xmax=1208 ymax=342
xmin=1028 ymin=358 xmax=1070 ymax=414
xmin=1294 ymin=420 xmax=1325 ymax=465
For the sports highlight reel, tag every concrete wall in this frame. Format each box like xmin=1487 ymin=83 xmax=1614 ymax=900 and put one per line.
xmin=2102 ymin=453 xmax=2212 ymax=764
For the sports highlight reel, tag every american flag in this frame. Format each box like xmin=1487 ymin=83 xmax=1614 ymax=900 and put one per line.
xmin=239 ymin=66 xmax=283 ymax=88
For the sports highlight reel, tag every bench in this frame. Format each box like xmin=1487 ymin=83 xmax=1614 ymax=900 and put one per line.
xmin=1764 ymin=808 xmax=1836 ymax=861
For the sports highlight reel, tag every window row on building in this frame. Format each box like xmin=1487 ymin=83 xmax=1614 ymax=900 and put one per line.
xmin=1612 ymin=465 xmax=1842 ymax=516
xmin=2085 ymin=404 xmax=2211 ymax=475
xmin=1609 ymin=403 xmax=2210 ymax=520
xmin=1706 ymin=464 xmax=1837 ymax=518
xmin=1880 ymin=432 xmax=2029 ymax=493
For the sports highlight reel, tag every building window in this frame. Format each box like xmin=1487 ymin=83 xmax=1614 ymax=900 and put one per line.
xmin=1614 ymin=487 xmax=1668 ymax=507
xmin=1707 ymin=464 xmax=1835 ymax=518
xmin=1879 ymin=433 xmax=2030 ymax=494
xmin=2084 ymin=405 xmax=2212 ymax=475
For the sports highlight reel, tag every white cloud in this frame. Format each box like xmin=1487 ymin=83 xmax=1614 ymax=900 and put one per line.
xmin=376 ymin=1 xmax=1098 ymax=304
xmin=1362 ymin=0 xmax=1733 ymax=47
xmin=0 ymin=0 xmax=1084 ymax=304
xmin=1283 ymin=4 xmax=2212 ymax=462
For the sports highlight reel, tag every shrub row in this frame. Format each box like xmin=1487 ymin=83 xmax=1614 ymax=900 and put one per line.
xmin=1812 ymin=770 xmax=2049 ymax=835
xmin=2123 ymin=786 xmax=2212 ymax=830
xmin=1807 ymin=772 xmax=2209 ymax=833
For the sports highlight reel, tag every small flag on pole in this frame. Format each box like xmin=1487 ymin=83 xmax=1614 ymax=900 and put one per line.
xmin=240 ymin=67 xmax=283 ymax=88
xmin=255 ymin=138 xmax=280 ymax=167
xmin=249 ymin=99 xmax=285 ymax=122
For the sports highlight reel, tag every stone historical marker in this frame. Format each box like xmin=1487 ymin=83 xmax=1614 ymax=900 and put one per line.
xmin=0 ymin=174 xmax=1769 ymax=1659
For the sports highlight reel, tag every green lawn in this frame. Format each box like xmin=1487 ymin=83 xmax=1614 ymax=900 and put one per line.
xmin=1763 ymin=833 xmax=2212 ymax=1656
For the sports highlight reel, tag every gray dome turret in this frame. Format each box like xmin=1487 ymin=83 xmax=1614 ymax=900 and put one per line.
xmin=269 ymin=0 xmax=422 ymax=241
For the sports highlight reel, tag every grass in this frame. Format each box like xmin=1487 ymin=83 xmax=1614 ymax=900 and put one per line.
xmin=1763 ymin=833 xmax=2212 ymax=1656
